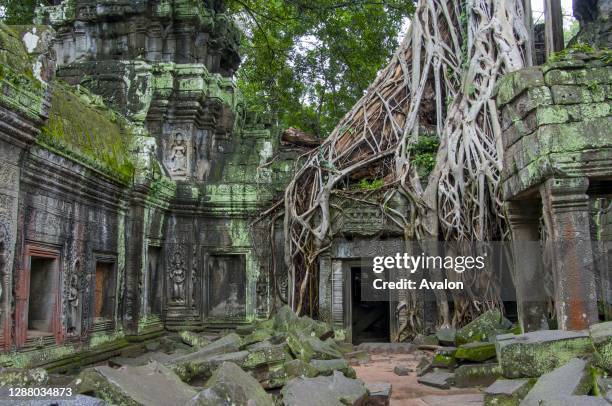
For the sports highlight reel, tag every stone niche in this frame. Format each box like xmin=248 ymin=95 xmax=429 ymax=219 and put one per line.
xmin=497 ymin=51 xmax=612 ymax=331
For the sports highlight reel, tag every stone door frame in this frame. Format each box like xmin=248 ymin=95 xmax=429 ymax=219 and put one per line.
xmin=15 ymin=243 xmax=62 ymax=348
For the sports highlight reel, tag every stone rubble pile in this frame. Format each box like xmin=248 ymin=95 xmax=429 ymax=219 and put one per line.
xmin=406 ymin=310 xmax=612 ymax=405
xmin=33 ymin=305 xmax=383 ymax=405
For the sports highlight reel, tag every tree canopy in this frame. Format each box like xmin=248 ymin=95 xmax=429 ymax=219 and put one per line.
xmin=0 ymin=0 xmax=414 ymax=137
xmin=227 ymin=0 xmax=415 ymax=136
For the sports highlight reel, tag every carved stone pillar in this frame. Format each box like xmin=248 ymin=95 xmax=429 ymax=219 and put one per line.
xmin=540 ymin=177 xmax=598 ymax=330
xmin=505 ymin=200 xmax=549 ymax=332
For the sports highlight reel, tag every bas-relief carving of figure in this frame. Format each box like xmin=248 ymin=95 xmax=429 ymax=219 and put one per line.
xmin=168 ymin=133 xmax=187 ymax=175
xmin=67 ymin=259 xmax=82 ymax=335
xmin=169 ymin=251 xmax=186 ymax=303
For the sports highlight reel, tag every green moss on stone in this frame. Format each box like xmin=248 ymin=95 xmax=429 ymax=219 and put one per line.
xmin=40 ymin=82 xmax=136 ymax=183
xmin=456 ymin=342 xmax=497 ymax=362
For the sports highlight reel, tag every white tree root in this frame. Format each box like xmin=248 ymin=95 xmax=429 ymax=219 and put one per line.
xmin=271 ymin=0 xmax=529 ymax=330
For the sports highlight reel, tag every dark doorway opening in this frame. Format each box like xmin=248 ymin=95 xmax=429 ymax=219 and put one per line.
xmin=148 ymin=247 xmax=163 ymax=316
xmin=504 ymin=301 xmax=518 ymax=323
xmin=28 ymin=257 xmax=58 ymax=336
xmin=94 ymin=261 xmax=116 ymax=321
xmin=351 ymin=266 xmax=389 ymax=344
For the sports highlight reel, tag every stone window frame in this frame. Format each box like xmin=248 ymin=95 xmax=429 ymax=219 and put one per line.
xmin=15 ymin=243 xmax=63 ymax=348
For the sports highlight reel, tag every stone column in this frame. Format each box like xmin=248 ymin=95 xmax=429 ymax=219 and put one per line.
xmin=540 ymin=177 xmax=598 ymax=330
xmin=505 ymin=200 xmax=550 ymax=332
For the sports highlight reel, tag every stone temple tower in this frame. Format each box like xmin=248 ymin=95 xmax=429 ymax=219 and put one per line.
xmin=40 ymin=0 xmax=243 ymax=182
xmin=0 ymin=0 xmax=289 ymax=353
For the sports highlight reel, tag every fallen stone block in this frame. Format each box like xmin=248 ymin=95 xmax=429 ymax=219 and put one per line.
xmin=273 ymin=306 xmax=334 ymax=340
xmin=590 ymin=321 xmax=612 ymax=373
xmin=484 ymin=378 xmax=531 ymax=406
xmin=436 ymin=328 xmax=457 ymax=346
xmin=432 ymin=347 xmax=457 ymax=369
xmin=496 ymin=330 xmax=592 ymax=378
xmin=365 ymin=382 xmax=391 ymax=406
xmin=537 ymin=396 xmax=608 ymax=405
xmin=188 ymin=362 xmax=273 ymax=406
xmin=310 ymin=358 xmax=356 ymax=378
xmin=243 ymin=340 xmax=290 ymax=369
xmin=417 ymin=371 xmax=454 ymax=389
xmin=172 ymin=332 xmax=242 ymax=364
xmin=393 ymin=365 xmax=412 ymax=376
xmin=76 ymin=361 xmax=196 ymax=406
xmin=169 ymin=350 xmax=249 ymax=381
xmin=0 ymin=368 xmax=48 ymax=387
xmin=295 ymin=316 xmax=334 ymax=340
xmin=286 ymin=332 xmax=343 ymax=362
xmin=281 ymin=370 xmax=368 ymax=406
xmin=250 ymin=362 xmax=288 ymax=389
xmin=416 ymin=357 xmax=433 ymax=377
xmin=241 ymin=328 xmax=274 ymax=347
xmin=273 ymin=305 xmax=300 ymax=332
xmin=456 ymin=309 xmax=502 ymax=345
xmin=181 ymin=331 xmax=217 ymax=348
xmin=284 ymin=359 xmax=319 ymax=378
xmin=455 ymin=341 xmax=496 ymax=362
xmin=520 ymin=358 xmax=592 ymax=406
xmin=453 ymin=363 xmax=502 ymax=388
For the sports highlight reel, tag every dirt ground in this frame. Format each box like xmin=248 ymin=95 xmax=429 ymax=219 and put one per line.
xmin=353 ymin=352 xmax=485 ymax=406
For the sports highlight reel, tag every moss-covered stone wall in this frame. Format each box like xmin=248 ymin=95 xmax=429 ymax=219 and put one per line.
xmin=496 ymin=49 xmax=612 ymax=199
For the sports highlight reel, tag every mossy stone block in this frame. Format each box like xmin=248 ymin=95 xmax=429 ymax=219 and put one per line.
xmin=454 ymin=363 xmax=502 ymax=388
xmin=456 ymin=342 xmax=497 ymax=362
xmin=484 ymin=378 xmax=532 ymax=406
xmin=456 ymin=309 xmax=503 ymax=345
xmin=590 ymin=321 xmax=612 ymax=373
xmin=496 ymin=330 xmax=592 ymax=378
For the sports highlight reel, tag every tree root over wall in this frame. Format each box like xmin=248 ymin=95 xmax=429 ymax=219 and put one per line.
xmin=259 ymin=0 xmax=530 ymax=337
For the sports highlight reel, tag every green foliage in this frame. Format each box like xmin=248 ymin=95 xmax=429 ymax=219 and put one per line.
xmin=357 ymin=178 xmax=384 ymax=190
xmin=409 ymin=135 xmax=439 ymax=174
xmin=563 ymin=18 xmax=579 ymax=46
xmin=228 ymin=0 xmax=414 ymax=137
xmin=0 ymin=0 xmax=47 ymax=24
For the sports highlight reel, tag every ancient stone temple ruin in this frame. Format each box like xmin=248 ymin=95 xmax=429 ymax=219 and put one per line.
xmin=0 ymin=0 xmax=295 ymax=360
xmin=0 ymin=0 xmax=611 ymax=404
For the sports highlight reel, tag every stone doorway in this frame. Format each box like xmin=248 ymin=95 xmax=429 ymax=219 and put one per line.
xmin=28 ymin=258 xmax=58 ymax=335
xmin=350 ymin=266 xmax=390 ymax=344
xmin=16 ymin=244 xmax=62 ymax=347
xmin=93 ymin=255 xmax=117 ymax=328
